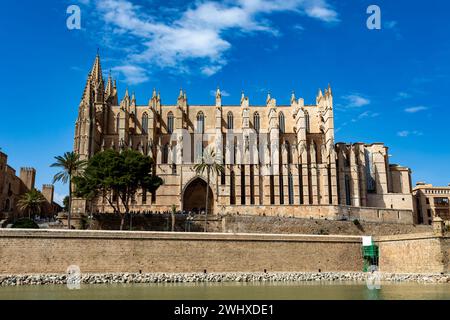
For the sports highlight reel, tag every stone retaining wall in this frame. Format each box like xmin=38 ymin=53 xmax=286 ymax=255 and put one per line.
xmin=375 ymin=234 xmax=449 ymax=273
xmin=220 ymin=205 xmax=413 ymax=224
xmin=0 ymin=229 xmax=363 ymax=275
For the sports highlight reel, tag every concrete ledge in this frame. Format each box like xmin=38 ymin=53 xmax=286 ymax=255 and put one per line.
xmin=0 ymin=229 xmax=363 ymax=243
xmin=375 ymin=233 xmax=444 ymax=242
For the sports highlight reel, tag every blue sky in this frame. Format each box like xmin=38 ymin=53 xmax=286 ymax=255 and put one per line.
xmin=0 ymin=0 xmax=449 ymax=203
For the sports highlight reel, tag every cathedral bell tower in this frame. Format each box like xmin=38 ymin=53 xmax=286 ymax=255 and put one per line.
xmin=74 ymin=53 xmax=113 ymax=160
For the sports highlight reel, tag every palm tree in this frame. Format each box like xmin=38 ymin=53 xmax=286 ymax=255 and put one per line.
xmin=51 ymin=152 xmax=86 ymax=229
xmin=194 ymin=147 xmax=224 ymax=232
xmin=17 ymin=189 xmax=46 ymax=220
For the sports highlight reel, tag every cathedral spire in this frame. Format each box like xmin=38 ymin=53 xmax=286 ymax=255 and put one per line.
xmin=105 ymin=70 xmax=113 ymax=97
xmin=291 ymin=91 xmax=296 ymax=104
xmin=215 ymin=87 xmax=222 ymax=108
xmin=90 ymin=52 xmax=103 ymax=83
xmin=80 ymin=75 xmax=92 ymax=105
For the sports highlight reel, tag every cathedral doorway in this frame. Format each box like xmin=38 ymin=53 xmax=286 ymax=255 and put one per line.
xmin=182 ymin=178 xmax=214 ymax=215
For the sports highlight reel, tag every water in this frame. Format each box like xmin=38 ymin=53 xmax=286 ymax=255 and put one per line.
xmin=0 ymin=282 xmax=449 ymax=300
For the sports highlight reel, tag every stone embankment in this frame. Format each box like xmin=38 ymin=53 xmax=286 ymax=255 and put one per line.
xmin=1 ymin=272 xmax=449 ymax=287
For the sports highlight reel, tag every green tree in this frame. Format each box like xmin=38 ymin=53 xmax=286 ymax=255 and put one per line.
xmin=194 ymin=147 xmax=224 ymax=232
xmin=12 ymin=218 xmax=39 ymax=229
xmin=17 ymin=189 xmax=46 ymax=219
xmin=51 ymin=152 xmax=86 ymax=230
xmin=63 ymin=196 xmax=70 ymax=212
xmin=74 ymin=149 xmax=163 ymax=230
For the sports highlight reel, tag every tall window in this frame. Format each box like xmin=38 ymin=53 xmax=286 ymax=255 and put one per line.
xmin=195 ymin=140 xmax=203 ymax=162
xmin=167 ymin=112 xmax=174 ymax=134
xmin=116 ymin=114 xmax=120 ymax=134
xmin=163 ymin=144 xmax=169 ymax=164
xmin=230 ymin=171 xmax=236 ymax=205
xmin=365 ymin=150 xmax=376 ymax=193
xmin=345 ymin=175 xmax=351 ymax=206
xmin=279 ymin=112 xmax=285 ymax=134
xmin=241 ymin=166 xmax=246 ymax=205
xmin=285 ymin=141 xmax=292 ymax=164
xmin=227 ymin=112 xmax=234 ymax=130
xmin=253 ymin=112 xmax=260 ymax=133
xmin=279 ymin=174 xmax=284 ymax=205
xmin=197 ymin=112 xmax=205 ymax=134
xmin=270 ymin=175 xmax=275 ymax=205
xmin=250 ymin=165 xmax=255 ymax=205
xmin=142 ymin=113 xmax=148 ymax=134
xmin=4 ymin=198 xmax=11 ymax=211
xmin=288 ymin=173 xmax=294 ymax=205
xmin=305 ymin=112 xmax=310 ymax=133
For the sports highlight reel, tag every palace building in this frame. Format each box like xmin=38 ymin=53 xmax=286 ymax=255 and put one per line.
xmin=72 ymin=54 xmax=415 ymax=223
xmin=0 ymin=151 xmax=60 ymax=223
xmin=413 ymin=183 xmax=450 ymax=225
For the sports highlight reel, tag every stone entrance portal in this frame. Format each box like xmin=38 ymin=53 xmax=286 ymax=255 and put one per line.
xmin=182 ymin=178 xmax=214 ymax=215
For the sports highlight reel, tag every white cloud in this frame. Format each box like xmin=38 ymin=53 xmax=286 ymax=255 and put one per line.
xmin=341 ymin=94 xmax=370 ymax=108
xmin=397 ymin=130 xmax=423 ymax=138
xmin=293 ymin=24 xmax=305 ymax=32
xmin=86 ymin=0 xmax=339 ymax=80
xmin=112 ymin=65 xmax=149 ymax=84
xmin=53 ymin=193 xmax=66 ymax=206
xmin=384 ymin=20 xmax=398 ymax=29
xmin=404 ymin=106 xmax=428 ymax=113
xmin=350 ymin=111 xmax=379 ymax=122
xmin=210 ymin=89 xmax=230 ymax=97
xmin=305 ymin=4 xmax=339 ymax=23
xmin=395 ymin=91 xmax=411 ymax=101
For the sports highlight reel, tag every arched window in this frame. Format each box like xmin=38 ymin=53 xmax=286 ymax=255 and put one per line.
xmin=305 ymin=112 xmax=310 ymax=133
xmin=279 ymin=112 xmax=285 ymax=134
xmin=253 ymin=112 xmax=260 ymax=133
xmin=4 ymin=198 xmax=11 ymax=211
xmin=163 ymin=144 xmax=169 ymax=164
xmin=142 ymin=113 xmax=148 ymax=134
xmin=167 ymin=112 xmax=174 ymax=134
xmin=227 ymin=112 xmax=234 ymax=130
xmin=196 ymin=112 xmax=205 ymax=134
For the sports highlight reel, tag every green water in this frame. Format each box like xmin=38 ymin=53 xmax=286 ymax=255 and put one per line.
xmin=0 ymin=282 xmax=449 ymax=300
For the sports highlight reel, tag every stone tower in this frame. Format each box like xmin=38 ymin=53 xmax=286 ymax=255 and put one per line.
xmin=19 ymin=167 xmax=36 ymax=191
xmin=74 ymin=53 xmax=117 ymax=161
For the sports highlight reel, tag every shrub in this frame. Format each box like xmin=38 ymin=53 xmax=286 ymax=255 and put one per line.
xmin=12 ymin=218 xmax=39 ymax=229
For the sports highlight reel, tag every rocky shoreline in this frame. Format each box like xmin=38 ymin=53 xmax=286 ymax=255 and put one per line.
xmin=0 ymin=272 xmax=449 ymax=287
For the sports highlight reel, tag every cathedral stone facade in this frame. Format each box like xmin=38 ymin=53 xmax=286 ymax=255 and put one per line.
xmin=72 ymin=55 xmax=414 ymax=220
